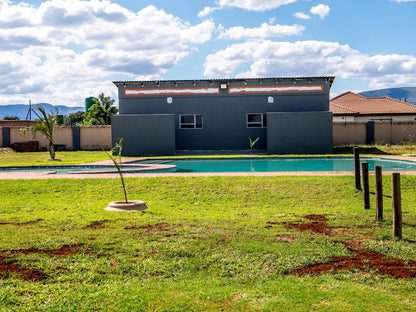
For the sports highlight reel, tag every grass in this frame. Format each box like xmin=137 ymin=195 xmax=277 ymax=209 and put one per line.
xmin=1 ymin=174 xmax=416 ymax=311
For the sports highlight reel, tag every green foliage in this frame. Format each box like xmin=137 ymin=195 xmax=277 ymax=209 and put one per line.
xmin=105 ymin=138 xmax=128 ymax=202
xmin=2 ymin=115 xmax=20 ymax=120
xmin=64 ymin=111 xmax=85 ymax=125
xmin=20 ymin=106 xmax=58 ymax=160
xmin=84 ymin=93 xmax=118 ymax=125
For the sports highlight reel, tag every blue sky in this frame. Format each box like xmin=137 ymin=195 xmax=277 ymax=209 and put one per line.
xmin=0 ymin=0 xmax=415 ymax=107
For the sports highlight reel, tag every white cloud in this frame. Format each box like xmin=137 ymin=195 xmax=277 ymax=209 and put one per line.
xmin=310 ymin=4 xmax=330 ymax=19
xmin=197 ymin=6 xmax=219 ymax=18
xmin=217 ymin=0 xmax=297 ymax=12
xmin=390 ymin=0 xmax=416 ymax=2
xmin=219 ymin=23 xmax=305 ymax=40
xmin=294 ymin=12 xmax=311 ymax=19
xmin=203 ymin=40 xmax=416 ymax=88
xmin=0 ymin=1 xmax=215 ymax=106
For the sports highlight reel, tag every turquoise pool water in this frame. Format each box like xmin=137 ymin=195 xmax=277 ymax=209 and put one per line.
xmin=1 ymin=157 xmax=416 ymax=174
xmin=137 ymin=157 xmax=416 ymax=173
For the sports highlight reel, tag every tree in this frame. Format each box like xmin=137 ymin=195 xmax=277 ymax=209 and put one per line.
xmin=64 ymin=111 xmax=85 ymax=125
xmin=20 ymin=106 xmax=58 ymax=160
xmin=84 ymin=93 xmax=118 ymax=125
xmin=2 ymin=115 xmax=20 ymax=120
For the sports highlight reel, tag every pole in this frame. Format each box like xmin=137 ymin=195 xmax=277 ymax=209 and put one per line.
xmin=375 ymin=166 xmax=383 ymax=221
xmin=362 ymin=162 xmax=370 ymax=210
xmin=354 ymin=147 xmax=361 ymax=190
xmin=392 ymin=173 xmax=402 ymax=239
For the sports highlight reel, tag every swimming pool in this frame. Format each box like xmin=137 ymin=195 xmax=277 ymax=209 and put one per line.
xmin=137 ymin=157 xmax=416 ymax=173
xmin=1 ymin=157 xmax=416 ymax=174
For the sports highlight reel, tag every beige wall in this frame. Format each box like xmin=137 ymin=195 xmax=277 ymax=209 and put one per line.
xmin=80 ymin=126 xmax=112 ymax=150
xmin=2 ymin=125 xmax=111 ymax=150
xmin=333 ymin=122 xmax=367 ymax=145
xmin=333 ymin=121 xmax=416 ymax=145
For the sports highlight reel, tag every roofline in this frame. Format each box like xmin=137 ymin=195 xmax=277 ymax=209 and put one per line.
xmin=113 ymin=76 xmax=335 ymax=88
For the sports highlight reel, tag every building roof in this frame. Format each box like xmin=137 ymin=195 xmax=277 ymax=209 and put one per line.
xmin=113 ymin=76 xmax=335 ymax=88
xmin=330 ymin=91 xmax=416 ymax=116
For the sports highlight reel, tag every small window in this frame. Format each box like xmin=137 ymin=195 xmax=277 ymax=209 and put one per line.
xmin=247 ymin=113 xmax=267 ymax=128
xmin=180 ymin=114 xmax=203 ymax=129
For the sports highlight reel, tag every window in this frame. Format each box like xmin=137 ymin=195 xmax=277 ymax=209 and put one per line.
xmin=179 ymin=114 xmax=203 ymax=129
xmin=247 ymin=113 xmax=267 ymax=128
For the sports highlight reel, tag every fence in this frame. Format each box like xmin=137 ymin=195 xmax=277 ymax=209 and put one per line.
xmin=1 ymin=124 xmax=111 ymax=151
xmin=334 ymin=120 xmax=416 ymax=145
xmin=1 ymin=120 xmax=416 ymax=152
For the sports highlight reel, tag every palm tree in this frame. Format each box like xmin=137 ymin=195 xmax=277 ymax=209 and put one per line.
xmin=20 ymin=106 xmax=58 ymax=160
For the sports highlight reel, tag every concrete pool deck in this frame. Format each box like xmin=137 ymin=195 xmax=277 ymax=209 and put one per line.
xmin=1 ymin=155 xmax=416 ymax=179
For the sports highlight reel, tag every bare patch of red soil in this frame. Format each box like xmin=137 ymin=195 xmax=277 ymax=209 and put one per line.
xmin=284 ymin=214 xmax=416 ymax=279
xmin=0 ymin=256 xmax=49 ymax=281
xmin=0 ymin=219 xmax=44 ymax=226
xmin=124 ymin=223 xmax=169 ymax=231
xmin=85 ymin=220 xmax=110 ymax=229
xmin=5 ymin=244 xmax=83 ymax=257
xmin=0 ymin=244 xmax=83 ymax=282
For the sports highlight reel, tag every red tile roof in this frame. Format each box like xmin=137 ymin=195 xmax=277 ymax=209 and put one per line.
xmin=330 ymin=91 xmax=416 ymax=116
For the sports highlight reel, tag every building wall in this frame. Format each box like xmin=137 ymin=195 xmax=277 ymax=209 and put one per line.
xmin=80 ymin=126 xmax=112 ymax=150
xmin=267 ymin=112 xmax=333 ymax=154
xmin=112 ymin=114 xmax=175 ymax=155
xmin=116 ymin=78 xmax=332 ymax=151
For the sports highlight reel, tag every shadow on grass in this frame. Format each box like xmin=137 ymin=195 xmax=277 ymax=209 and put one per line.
xmin=333 ymin=146 xmax=392 ymax=155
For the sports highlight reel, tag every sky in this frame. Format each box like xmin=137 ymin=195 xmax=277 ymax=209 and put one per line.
xmin=0 ymin=0 xmax=415 ymax=107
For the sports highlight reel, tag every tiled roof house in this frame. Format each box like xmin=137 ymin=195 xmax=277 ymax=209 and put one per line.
xmin=330 ymin=91 xmax=416 ymax=122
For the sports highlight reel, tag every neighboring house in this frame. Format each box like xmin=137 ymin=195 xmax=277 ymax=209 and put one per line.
xmin=112 ymin=77 xmax=335 ymax=155
xmin=330 ymin=91 xmax=416 ymax=122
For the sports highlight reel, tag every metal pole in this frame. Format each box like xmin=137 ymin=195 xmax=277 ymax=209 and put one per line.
xmin=354 ymin=147 xmax=361 ymax=190
xmin=375 ymin=166 xmax=383 ymax=221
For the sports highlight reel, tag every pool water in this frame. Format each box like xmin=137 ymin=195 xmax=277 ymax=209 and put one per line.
xmin=1 ymin=157 xmax=416 ymax=174
xmin=138 ymin=157 xmax=416 ymax=173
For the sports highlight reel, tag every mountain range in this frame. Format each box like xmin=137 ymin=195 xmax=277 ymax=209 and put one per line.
xmin=0 ymin=103 xmax=84 ymax=120
xmin=359 ymin=87 xmax=416 ymax=104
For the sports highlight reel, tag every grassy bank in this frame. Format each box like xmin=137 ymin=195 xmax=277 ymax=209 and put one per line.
xmin=1 ymin=176 xmax=416 ymax=311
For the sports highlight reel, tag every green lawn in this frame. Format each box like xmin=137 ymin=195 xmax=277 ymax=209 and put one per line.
xmin=1 ymin=174 xmax=416 ymax=311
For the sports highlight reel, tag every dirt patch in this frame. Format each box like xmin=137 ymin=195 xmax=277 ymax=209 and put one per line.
xmin=0 ymin=256 xmax=48 ymax=281
xmin=274 ymin=234 xmax=298 ymax=242
xmin=85 ymin=220 xmax=110 ymax=229
xmin=284 ymin=214 xmax=416 ymax=279
xmin=0 ymin=219 xmax=44 ymax=226
xmin=124 ymin=223 xmax=169 ymax=231
xmin=5 ymin=244 xmax=83 ymax=257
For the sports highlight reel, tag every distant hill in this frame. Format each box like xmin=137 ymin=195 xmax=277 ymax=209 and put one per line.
xmin=0 ymin=103 xmax=84 ymax=120
xmin=359 ymin=87 xmax=416 ymax=104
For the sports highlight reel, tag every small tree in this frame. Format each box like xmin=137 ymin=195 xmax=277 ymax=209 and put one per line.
xmin=20 ymin=106 xmax=58 ymax=160
xmin=84 ymin=93 xmax=118 ymax=125
xmin=105 ymin=138 xmax=128 ymax=203
xmin=249 ymin=136 xmax=260 ymax=154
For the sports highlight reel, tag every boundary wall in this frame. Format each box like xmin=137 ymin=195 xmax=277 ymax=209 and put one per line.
xmin=2 ymin=121 xmax=416 ymax=152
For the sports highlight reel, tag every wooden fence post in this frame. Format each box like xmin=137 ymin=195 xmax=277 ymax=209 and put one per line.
xmin=354 ymin=147 xmax=361 ymax=190
xmin=375 ymin=166 xmax=383 ymax=221
xmin=362 ymin=162 xmax=370 ymax=210
xmin=392 ymin=173 xmax=402 ymax=239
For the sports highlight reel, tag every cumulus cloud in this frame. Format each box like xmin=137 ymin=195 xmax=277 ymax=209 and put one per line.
xmin=217 ymin=0 xmax=297 ymax=12
xmin=0 ymin=1 xmax=215 ymax=105
xmin=391 ymin=0 xmax=416 ymax=2
xmin=310 ymin=4 xmax=330 ymax=19
xmin=219 ymin=23 xmax=305 ymax=40
xmin=294 ymin=12 xmax=311 ymax=19
xmin=203 ymin=40 xmax=416 ymax=88
xmin=197 ymin=6 xmax=219 ymax=18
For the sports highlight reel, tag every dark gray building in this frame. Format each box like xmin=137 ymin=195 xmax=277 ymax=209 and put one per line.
xmin=112 ymin=77 xmax=334 ymax=155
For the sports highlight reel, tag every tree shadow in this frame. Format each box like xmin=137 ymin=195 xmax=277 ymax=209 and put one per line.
xmin=333 ymin=146 xmax=392 ymax=155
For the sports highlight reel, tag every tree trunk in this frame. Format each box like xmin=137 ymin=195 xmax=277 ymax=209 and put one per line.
xmin=49 ymin=143 xmax=56 ymax=160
